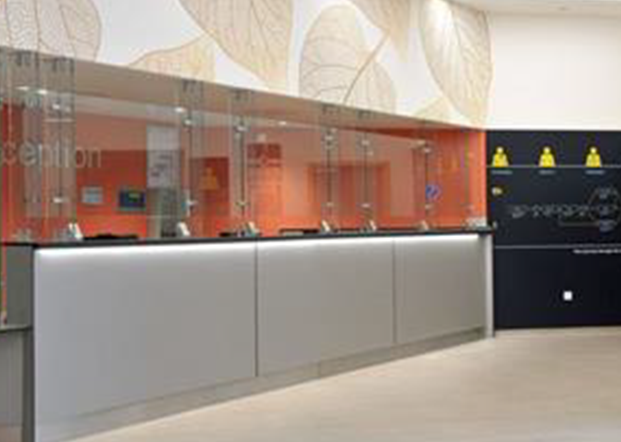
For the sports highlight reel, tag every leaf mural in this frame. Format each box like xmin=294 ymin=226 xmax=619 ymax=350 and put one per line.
xmin=180 ymin=0 xmax=292 ymax=91
xmin=419 ymin=0 xmax=492 ymax=125
xmin=0 ymin=0 xmax=101 ymax=59
xmin=0 ymin=0 xmax=37 ymax=50
xmin=415 ymin=95 xmax=469 ymax=126
xmin=299 ymin=5 xmax=396 ymax=113
xmin=415 ymin=96 xmax=454 ymax=122
xmin=131 ymin=36 xmax=216 ymax=82
xmin=351 ymin=0 xmax=412 ymax=57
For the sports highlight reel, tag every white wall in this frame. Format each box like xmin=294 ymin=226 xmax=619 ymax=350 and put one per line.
xmin=487 ymin=13 xmax=621 ymax=130
xmin=0 ymin=0 xmax=488 ymax=127
xmin=7 ymin=1 xmax=621 ymax=130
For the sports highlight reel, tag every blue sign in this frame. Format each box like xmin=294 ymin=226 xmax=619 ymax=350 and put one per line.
xmin=426 ymin=184 xmax=441 ymax=201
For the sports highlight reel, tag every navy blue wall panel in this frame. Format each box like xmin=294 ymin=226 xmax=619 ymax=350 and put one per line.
xmin=488 ymin=131 xmax=621 ymax=329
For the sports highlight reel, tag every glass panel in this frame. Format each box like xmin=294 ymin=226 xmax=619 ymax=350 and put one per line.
xmin=252 ymin=117 xmax=323 ymax=236
xmin=144 ymin=89 xmax=187 ymax=239
xmin=425 ymin=129 xmax=472 ymax=229
xmin=315 ymin=104 xmax=342 ymax=233
xmin=39 ymin=54 xmax=77 ymax=241
xmin=464 ymin=129 xmax=488 ymax=228
xmin=372 ymin=131 xmax=426 ymax=230
xmin=318 ymin=125 xmax=339 ymax=232
xmin=356 ymin=130 xmax=378 ymax=231
xmin=0 ymin=50 xmax=75 ymax=242
xmin=337 ymin=128 xmax=363 ymax=230
xmin=177 ymin=79 xmax=206 ymax=238
xmin=411 ymin=136 xmax=430 ymax=230
xmin=142 ymin=78 xmax=204 ymax=240
xmin=245 ymin=117 xmax=281 ymax=237
xmin=201 ymin=107 xmax=233 ymax=238
xmin=5 ymin=50 xmax=42 ymax=242
xmin=74 ymin=76 xmax=181 ymax=240
xmin=0 ymin=47 xmax=487 ymax=243
xmin=229 ymin=89 xmax=260 ymax=236
xmin=75 ymin=94 xmax=152 ymax=240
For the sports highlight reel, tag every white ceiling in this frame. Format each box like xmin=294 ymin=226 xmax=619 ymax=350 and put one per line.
xmin=455 ymin=0 xmax=621 ymax=17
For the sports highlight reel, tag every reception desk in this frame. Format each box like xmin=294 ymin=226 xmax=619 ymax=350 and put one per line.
xmin=5 ymin=230 xmax=493 ymax=442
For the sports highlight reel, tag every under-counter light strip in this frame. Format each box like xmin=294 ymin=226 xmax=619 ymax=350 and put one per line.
xmin=35 ymin=242 xmax=257 ymax=259
xmin=35 ymin=234 xmax=483 ymax=259
xmin=257 ymin=234 xmax=481 ymax=250
xmin=396 ymin=233 xmax=482 ymax=243
xmin=257 ymin=236 xmax=396 ymax=249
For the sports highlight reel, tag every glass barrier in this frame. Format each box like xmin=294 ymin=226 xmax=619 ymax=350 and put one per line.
xmin=248 ymin=116 xmax=323 ymax=237
xmin=372 ymin=131 xmax=427 ymax=230
xmin=1 ymin=50 xmax=76 ymax=243
xmin=426 ymin=129 xmax=473 ymax=229
xmin=76 ymin=94 xmax=159 ymax=240
xmin=0 ymin=48 xmax=487 ymax=245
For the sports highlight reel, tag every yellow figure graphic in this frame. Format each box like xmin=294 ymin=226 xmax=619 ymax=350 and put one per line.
xmin=586 ymin=146 xmax=602 ymax=168
xmin=539 ymin=146 xmax=556 ymax=168
xmin=492 ymin=146 xmax=509 ymax=167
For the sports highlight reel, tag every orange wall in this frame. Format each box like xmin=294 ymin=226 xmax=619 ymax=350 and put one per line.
xmin=467 ymin=131 xmax=488 ymax=219
xmin=76 ymin=151 xmax=148 ymax=238
xmin=76 ymin=113 xmax=149 ymax=238
xmin=384 ymin=128 xmax=487 ymax=228
xmin=2 ymin=110 xmax=488 ymax=240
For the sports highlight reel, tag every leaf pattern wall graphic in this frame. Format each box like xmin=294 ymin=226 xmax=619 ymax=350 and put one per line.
xmin=180 ymin=0 xmax=292 ymax=91
xmin=351 ymin=0 xmax=412 ymax=58
xmin=419 ymin=0 xmax=492 ymax=125
xmin=416 ymin=96 xmax=451 ymax=121
xmin=131 ymin=36 xmax=216 ymax=82
xmin=415 ymin=95 xmax=463 ymax=124
xmin=0 ymin=0 xmax=37 ymax=50
xmin=299 ymin=5 xmax=396 ymax=113
xmin=0 ymin=0 xmax=101 ymax=59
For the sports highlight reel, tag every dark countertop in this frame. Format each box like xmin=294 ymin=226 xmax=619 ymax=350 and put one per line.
xmin=2 ymin=227 xmax=493 ymax=249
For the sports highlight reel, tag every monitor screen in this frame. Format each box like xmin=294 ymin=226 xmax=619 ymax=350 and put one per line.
xmin=118 ymin=189 xmax=146 ymax=212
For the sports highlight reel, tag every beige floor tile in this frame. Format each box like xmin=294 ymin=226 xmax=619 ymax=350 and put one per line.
xmin=74 ymin=329 xmax=621 ymax=442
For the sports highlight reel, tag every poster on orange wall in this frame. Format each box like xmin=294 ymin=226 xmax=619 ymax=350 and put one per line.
xmin=247 ymin=143 xmax=282 ymax=235
xmin=202 ymin=158 xmax=229 ymax=214
xmin=200 ymin=158 xmax=230 ymax=236
xmin=147 ymin=125 xmax=179 ymax=189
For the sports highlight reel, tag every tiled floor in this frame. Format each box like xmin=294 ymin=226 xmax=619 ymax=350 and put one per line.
xmin=76 ymin=329 xmax=621 ymax=442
